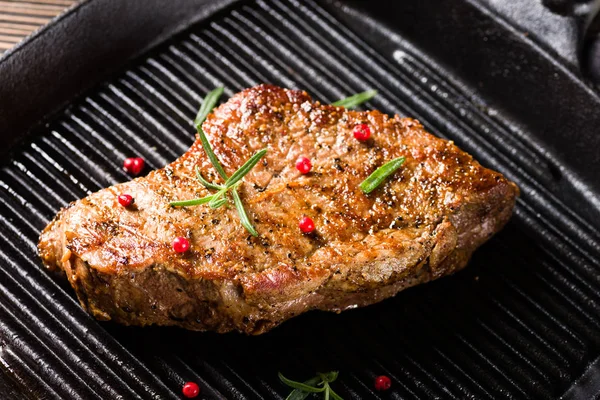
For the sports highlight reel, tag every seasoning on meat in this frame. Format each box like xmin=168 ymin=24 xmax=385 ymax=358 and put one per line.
xmin=38 ymin=84 xmax=519 ymax=335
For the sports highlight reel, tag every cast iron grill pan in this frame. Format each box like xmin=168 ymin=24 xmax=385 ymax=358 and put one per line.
xmin=1 ymin=0 xmax=600 ymax=398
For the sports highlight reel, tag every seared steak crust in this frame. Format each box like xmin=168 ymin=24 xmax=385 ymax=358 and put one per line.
xmin=39 ymin=85 xmax=518 ymax=334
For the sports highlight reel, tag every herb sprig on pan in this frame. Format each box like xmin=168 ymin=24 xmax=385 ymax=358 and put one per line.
xmin=359 ymin=156 xmax=406 ymax=194
xmin=170 ymin=87 xmax=266 ymax=236
xmin=279 ymin=371 xmax=343 ymax=400
xmin=332 ymin=89 xmax=377 ymax=108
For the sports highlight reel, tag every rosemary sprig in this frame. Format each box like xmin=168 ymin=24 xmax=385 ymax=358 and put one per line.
xmin=197 ymin=122 xmax=229 ymax=181
xmin=359 ymin=156 xmax=406 ymax=194
xmin=224 ymin=149 xmax=268 ymax=188
xmin=231 ymin=188 xmax=258 ymax=236
xmin=169 ymin=194 xmax=215 ymax=207
xmin=194 ymin=86 xmax=224 ymax=130
xmin=170 ymin=87 xmax=266 ymax=236
xmin=332 ymin=89 xmax=377 ymax=108
xmin=279 ymin=371 xmax=343 ymax=400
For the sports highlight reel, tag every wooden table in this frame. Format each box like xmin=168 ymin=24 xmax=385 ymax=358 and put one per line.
xmin=0 ymin=0 xmax=77 ymax=55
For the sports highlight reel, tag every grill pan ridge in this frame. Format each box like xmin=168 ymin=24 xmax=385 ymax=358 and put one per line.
xmin=1 ymin=0 xmax=600 ymax=399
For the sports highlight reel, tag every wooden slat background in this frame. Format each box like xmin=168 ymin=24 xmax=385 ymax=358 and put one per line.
xmin=0 ymin=0 xmax=77 ymax=54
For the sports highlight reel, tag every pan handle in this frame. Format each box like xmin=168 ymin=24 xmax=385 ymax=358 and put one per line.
xmin=481 ymin=0 xmax=600 ymax=71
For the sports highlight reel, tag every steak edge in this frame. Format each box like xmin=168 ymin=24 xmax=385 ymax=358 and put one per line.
xmin=38 ymin=85 xmax=518 ymax=334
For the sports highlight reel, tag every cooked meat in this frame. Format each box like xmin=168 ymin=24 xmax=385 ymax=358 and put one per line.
xmin=38 ymin=84 xmax=518 ymax=334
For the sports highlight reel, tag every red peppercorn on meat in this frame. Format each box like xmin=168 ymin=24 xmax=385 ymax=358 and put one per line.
xmin=38 ymin=85 xmax=518 ymax=334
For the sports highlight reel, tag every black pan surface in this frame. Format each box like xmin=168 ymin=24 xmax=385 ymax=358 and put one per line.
xmin=1 ymin=0 xmax=600 ymax=398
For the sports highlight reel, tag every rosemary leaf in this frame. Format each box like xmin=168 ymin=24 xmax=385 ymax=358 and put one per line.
xmin=232 ymin=188 xmax=258 ymax=237
xmin=359 ymin=156 xmax=406 ymax=194
xmin=170 ymin=194 xmax=214 ymax=207
xmin=286 ymin=377 xmax=322 ymax=400
xmin=195 ymin=87 xmax=228 ymax=180
xmin=208 ymin=196 xmax=228 ymax=209
xmin=225 ymin=149 xmax=268 ymax=189
xmin=194 ymin=86 xmax=224 ymax=130
xmin=328 ymin=387 xmax=343 ymax=400
xmin=286 ymin=390 xmax=311 ymax=400
xmin=279 ymin=373 xmax=325 ymax=393
xmin=332 ymin=89 xmax=377 ymax=108
xmin=195 ymin=166 xmax=223 ymax=190
xmin=208 ymin=187 xmax=229 ymax=209
xmin=198 ymin=127 xmax=229 ymax=181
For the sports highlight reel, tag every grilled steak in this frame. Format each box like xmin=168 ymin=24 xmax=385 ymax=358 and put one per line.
xmin=38 ymin=84 xmax=518 ymax=334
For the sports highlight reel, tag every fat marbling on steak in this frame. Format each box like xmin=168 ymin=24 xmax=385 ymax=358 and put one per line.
xmin=38 ymin=85 xmax=518 ymax=334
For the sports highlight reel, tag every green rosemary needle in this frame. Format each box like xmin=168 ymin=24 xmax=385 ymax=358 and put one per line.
xmin=332 ymin=89 xmax=377 ymax=108
xmin=279 ymin=371 xmax=343 ymax=400
xmin=359 ymin=156 xmax=406 ymax=194
xmin=194 ymin=86 xmax=224 ymax=131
